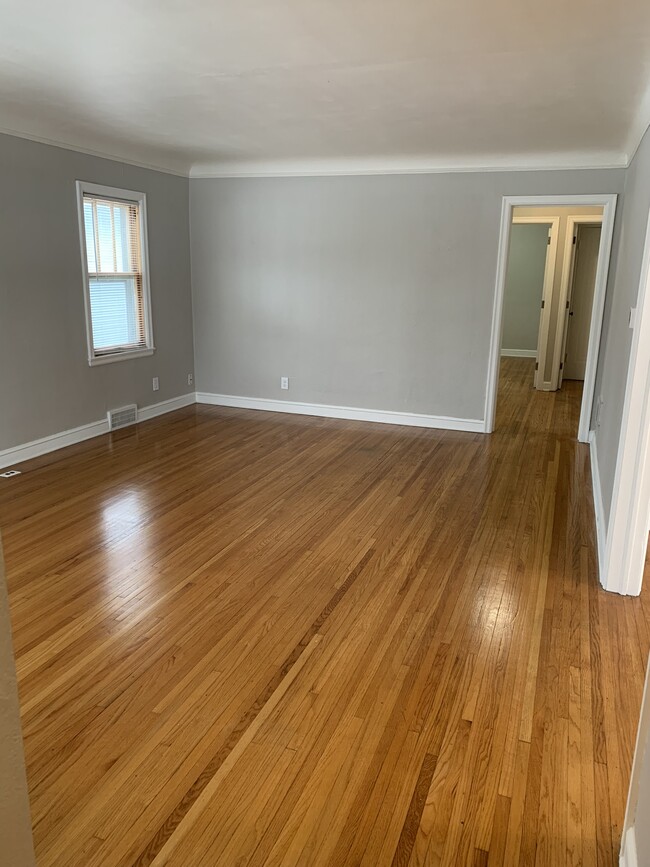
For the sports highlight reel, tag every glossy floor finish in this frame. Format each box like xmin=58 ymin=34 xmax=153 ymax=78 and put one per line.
xmin=2 ymin=358 xmax=649 ymax=866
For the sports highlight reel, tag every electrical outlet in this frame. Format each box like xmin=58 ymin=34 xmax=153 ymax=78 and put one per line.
xmin=188 ymin=373 xmax=194 ymax=386
xmin=152 ymin=376 xmax=159 ymax=392
xmin=281 ymin=376 xmax=289 ymax=390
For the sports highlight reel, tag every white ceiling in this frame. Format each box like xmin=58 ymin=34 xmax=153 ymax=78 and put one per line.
xmin=1 ymin=0 xmax=649 ymax=176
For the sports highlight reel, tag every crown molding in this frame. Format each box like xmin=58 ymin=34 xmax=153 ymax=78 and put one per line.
xmin=0 ymin=125 xmax=633 ymax=180
xmin=0 ymin=126 xmax=190 ymax=177
xmin=625 ymin=87 xmax=650 ymax=165
xmin=189 ymin=151 xmax=628 ymax=178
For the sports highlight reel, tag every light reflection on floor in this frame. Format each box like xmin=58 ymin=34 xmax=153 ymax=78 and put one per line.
xmin=99 ymin=490 xmax=151 ymax=588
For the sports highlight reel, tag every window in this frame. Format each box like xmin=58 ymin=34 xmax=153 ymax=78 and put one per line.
xmin=76 ymin=182 xmax=154 ymax=365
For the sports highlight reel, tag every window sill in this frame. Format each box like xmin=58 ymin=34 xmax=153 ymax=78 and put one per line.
xmin=88 ymin=347 xmax=155 ymax=367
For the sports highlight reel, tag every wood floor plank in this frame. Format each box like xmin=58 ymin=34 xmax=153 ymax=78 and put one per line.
xmin=1 ymin=358 xmax=648 ymax=866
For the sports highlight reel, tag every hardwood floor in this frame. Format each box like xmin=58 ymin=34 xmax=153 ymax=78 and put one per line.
xmin=2 ymin=357 xmax=649 ymax=866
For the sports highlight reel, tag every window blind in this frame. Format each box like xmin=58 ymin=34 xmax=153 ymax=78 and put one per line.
xmin=82 ymin=195 xmax=146 ymax=354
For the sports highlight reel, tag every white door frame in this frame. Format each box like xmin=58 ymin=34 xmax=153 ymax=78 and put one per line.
xmin=555 ymin=217 xmax=603 ymax=390
xmin=485 ymin=194 xmax=618 ymax=442
xmin=508 ymin=215 xmax=560 ymax=389
xmin=601 ymin=210 xmax=650 ymax=596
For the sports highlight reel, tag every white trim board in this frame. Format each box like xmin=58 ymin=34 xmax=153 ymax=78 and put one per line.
xmin=189 ymin=152 xmax=627 ymax=178
xmin=0 ymin=126 xmax=639 ymax=180
xmin=600 ymin=208 xmax=650 ymax=596
xmin=589 ymin=431 xmax=607 ymax=581
xmin=196 ymin=393 xmax=484 ymax=433
xmin=0 ymin=418 xmax=110 ymax=471
xmin=625 ymin=97 xmax=650 ymax=166
xmin=137 ymin=393 xmax=196 ymax=422
xmin=0 ymin=124 xmax=644 ymax=180
xmin=0 ymin=125 xmax=189 ymax=177
xmin=620 ymin=828 xmax=639 ymax=867
xmin=484 ymin=194 xmax=618 ymax=443
xmin=620 ymin=653 xmax=650 ymax=866
xmin=0 ymin=393 xmax=195 ymax=470
xmin=500 ymin=349 xmax=537 ymax=357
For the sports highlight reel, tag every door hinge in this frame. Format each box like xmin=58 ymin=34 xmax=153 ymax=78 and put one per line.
xmin=566 ymin=300 xmax=570 ymax=309
xmin=547 ymin=236 xmax=551 ymax=245
xmin=573 ymin=236 xmax=577 ymax=245
xmin=560 ymin=362 xmax=564 ymax=370
xmin=541 ymin=299 xmax=545 ymax=309
xmin=535 ymin=362 xmax=539 ymax=370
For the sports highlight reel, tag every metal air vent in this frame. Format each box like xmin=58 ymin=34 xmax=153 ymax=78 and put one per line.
xmin=107 ymin=404 xmax=138 ymax=431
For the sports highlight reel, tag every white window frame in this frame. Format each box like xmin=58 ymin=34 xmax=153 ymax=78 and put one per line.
xmin=75 ymin=180 xmax=155 ymax=366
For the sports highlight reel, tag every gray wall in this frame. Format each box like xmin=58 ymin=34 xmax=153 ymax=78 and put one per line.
xmin=191 ymin=169 xmax=623 ymax=421
xmin=593 ymin=127 xmax=650 ymax=525
xmin=2 ymin=121 xmax=644 ymax=519
xmin=0 ymin=133 xmax=194 ymax=451
xmin=501 ymin=223 xmax=548 ymax=353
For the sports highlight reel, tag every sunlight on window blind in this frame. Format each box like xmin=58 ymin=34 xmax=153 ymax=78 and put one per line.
xmin=82 ymin=196 xmax=146 ymax=353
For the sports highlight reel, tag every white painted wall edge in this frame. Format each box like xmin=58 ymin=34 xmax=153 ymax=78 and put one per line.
xmin=601 ymin=208 xmax=650 ymax=596
xmin=500 ymin=349 xmax=537 ymax=358
xmin=196 ymin=392 xmax=485 ymax=433
xmin=0 ymin=393 xmax=196 ymax=470
xmin=620 ymin=826 xmax=639 ymax=867
xmin=589 ymin=431 xmax=607 ymax=584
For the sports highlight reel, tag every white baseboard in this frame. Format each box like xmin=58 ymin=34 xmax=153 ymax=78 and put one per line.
xmin=620 ymin=826 xmax=638 ymax=867
xmin=0 ymin=418 xmax=109 ymax=470
xmin=0 ymin=392 xmax=196 ymax=470
xmin=137 ymin=393 xmax=196 ymax=422
xmin=589 ymin=431 xmax=607 ymax=583
xmin=195 ymin=392 xmax=485 ymax=433
xmin=500 ymin=348 xmax=537 ymax=358
xmin=1 ymin=389 xmax=482 ymax=470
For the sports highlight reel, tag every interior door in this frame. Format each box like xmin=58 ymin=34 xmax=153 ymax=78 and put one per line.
xmin=563 ymin=225 xmax=602 ymax=381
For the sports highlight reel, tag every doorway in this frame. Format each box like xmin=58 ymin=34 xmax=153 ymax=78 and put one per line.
xmin=485 ymin=195 xmax=618 ymax=442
